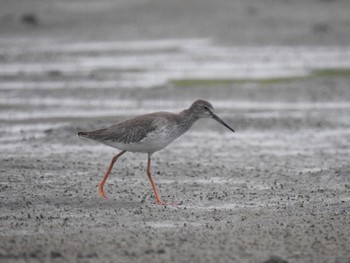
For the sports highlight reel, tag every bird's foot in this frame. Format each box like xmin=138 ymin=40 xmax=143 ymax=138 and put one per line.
xmin=98 ymin=185 xmax=109 ymax=199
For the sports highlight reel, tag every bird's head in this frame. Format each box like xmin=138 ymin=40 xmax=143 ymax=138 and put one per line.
xmin=189 ymin=99 xmax=215 ymax=118
xmin=189 ymin=99 xmax=235 ymax=132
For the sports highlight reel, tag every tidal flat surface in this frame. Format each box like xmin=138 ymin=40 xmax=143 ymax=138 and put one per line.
xmin=1 ymin=0 xmax=350 ymax=262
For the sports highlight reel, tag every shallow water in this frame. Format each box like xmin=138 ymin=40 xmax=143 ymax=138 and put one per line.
xmin=1 ymin=38 xmax=350 ymax=81
xmin=1 ymin=37 xmax=350 ymax=132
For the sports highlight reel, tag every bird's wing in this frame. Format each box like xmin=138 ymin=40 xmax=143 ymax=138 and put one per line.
xmin=80 ymin=113 xmax=163 ymax=144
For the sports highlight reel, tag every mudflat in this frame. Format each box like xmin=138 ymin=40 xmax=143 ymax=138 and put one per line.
xmin=1 ymin=0 xmax=350 ymax=262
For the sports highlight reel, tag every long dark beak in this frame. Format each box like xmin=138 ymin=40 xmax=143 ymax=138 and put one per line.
xmin=211 ymin=113 xmax=235 ymax=133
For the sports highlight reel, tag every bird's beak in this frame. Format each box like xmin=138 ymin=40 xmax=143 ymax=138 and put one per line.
xmin=211 ymin=113 xmax=235 ymax=133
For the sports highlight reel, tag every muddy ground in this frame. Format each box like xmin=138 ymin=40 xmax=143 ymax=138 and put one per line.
xmin=1 ymin=0 xmax=350 ymax=263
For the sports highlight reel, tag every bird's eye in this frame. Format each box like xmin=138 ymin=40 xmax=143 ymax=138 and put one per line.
xmin=203 ymin=106 xmax=209 ymax=111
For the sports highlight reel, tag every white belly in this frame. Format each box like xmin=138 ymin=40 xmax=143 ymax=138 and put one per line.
xmin=102 ymin=129 xmax=177 ymax=154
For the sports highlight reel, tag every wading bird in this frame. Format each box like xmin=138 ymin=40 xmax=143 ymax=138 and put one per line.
xmin=78 ymin=99 xmax=234 ymax=205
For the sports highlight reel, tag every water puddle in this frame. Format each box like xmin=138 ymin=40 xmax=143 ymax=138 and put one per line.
xmin=1 ymin=37 xmax=350 ymax=143
xmin=1 ymin=38 xmax=350 ymax=85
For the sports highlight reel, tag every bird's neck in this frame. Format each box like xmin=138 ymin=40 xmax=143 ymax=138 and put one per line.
xmin=178 ymin=109 xmax=200 ymax=129
xmin=164 ymin=109 xmax=199 ymax=139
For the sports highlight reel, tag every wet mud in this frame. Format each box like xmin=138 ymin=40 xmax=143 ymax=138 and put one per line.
xmin=1 ymin=0 xmax=350 ymax=262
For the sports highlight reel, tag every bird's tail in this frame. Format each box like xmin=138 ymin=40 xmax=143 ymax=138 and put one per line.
xmin=77 ymin=131 xmax=89 ymax=138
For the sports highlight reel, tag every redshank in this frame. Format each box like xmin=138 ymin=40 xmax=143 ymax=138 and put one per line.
xmin=77 ymin=99 xmax=234 ymax=205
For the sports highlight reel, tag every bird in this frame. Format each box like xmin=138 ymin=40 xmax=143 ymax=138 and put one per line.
xmin=77 ymin=99 xmax=235 ymax=205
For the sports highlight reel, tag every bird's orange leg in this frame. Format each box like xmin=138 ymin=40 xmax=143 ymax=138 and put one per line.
xmin=98 ymin=150 xmax=126 ymax=199
xmin=146 ymin=157 xmax=176 ymax=206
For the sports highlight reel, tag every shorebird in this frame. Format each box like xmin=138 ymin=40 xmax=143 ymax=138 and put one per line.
xmin=77 ymin=99 xmax=234 ymax=205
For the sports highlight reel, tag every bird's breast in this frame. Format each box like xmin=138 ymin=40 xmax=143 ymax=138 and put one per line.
xmin=102 ymin=125 xmax=178 ymax=153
